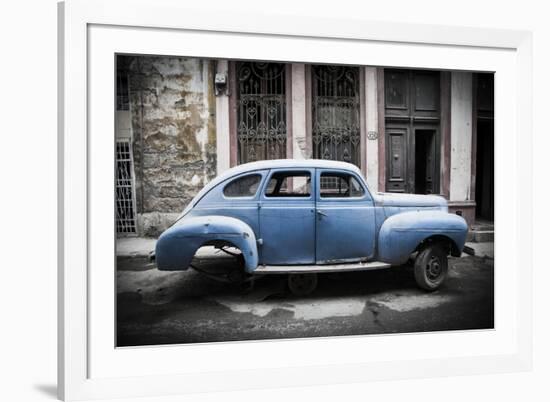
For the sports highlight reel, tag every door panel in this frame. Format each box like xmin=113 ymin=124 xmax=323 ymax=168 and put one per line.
xmin=414 ymin=72 xmax=439 ymax=113
xmin=385 ymin=69 xmax=410 ymax=118
xmin=386 ymin=126 xmax=408 ymax=193
xmin=315 ymin=170 xmax=376 ymax=263
xmin=259 ymin=169 xmax=316 ymax=265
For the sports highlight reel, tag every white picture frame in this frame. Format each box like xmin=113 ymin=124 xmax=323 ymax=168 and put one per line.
xmin=58 ymin=0 xmax=533 ymax=400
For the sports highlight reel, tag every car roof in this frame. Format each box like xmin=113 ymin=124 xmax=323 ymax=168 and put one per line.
xmin=224 ymin=159 xmax=361 ymax=175
xmin=188 ymin=159 xmax=363 ymax=208
xmin=212 ymin=159 xmax=362 ymax=186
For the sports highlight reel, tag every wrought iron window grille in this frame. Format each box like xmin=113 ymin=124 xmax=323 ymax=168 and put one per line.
xmin=312 ymin=65 xmax=361 ymax=167
xmin=236 ymin=62 xmax=287 ymax=164
xmin=116 ymin=139 xmax=137 ymax=235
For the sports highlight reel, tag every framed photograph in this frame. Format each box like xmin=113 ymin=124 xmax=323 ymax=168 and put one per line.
xmin=58 ymin=0 xmax=533 ymax=400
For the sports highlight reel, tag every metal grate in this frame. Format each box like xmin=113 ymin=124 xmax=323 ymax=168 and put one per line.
xmin=312 ymin=65 xmax=361 ymax=166
xmin=236 ymin=62 xmax=287 ymax=164
xmin=116 ymin=139 xmax=137 ymax=235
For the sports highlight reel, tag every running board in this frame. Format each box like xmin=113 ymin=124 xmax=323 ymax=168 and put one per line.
xmin=253 ymin=261 xmax=392 ymax=274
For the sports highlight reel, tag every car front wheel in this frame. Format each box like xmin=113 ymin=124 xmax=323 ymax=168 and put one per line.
xmin=414 ymin=244 xmax=448 ymax=291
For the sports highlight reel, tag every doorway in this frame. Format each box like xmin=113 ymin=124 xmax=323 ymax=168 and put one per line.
xmin=474 ymin=73 xmax=494 ymax=221
xmin=414 ymin=129 xmax=437 ymax=194
xmin=475 ymin=119 xmax=494 ymax=220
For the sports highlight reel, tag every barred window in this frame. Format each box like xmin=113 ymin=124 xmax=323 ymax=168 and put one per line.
xmin=236 ymin=62 xmax=287 ymax=163
xmin=115 ymin=139 xmax=137 ymax=234
xmin=312 ymin=65 xmax=361 ymax=166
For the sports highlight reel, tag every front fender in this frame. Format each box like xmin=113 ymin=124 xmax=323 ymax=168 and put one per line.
xmin=377 ymin=211 xmax=468 ymax=265
xmin=155 ymin=215 xmax=258 ymax=273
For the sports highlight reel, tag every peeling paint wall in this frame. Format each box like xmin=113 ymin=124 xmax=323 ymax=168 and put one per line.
xmin=125 ymin=56 xmax=217 ymax=236
xmin=450 ymin=72 xmax=473 ymax=202
xmin=364 ymin=67 xmax=379 ymax=192
xmin=291 ymin=63 xmax=309 ymax=160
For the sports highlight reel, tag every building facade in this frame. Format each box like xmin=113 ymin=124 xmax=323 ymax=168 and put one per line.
xmin=116 ymin=56 xmax=494 ymax=237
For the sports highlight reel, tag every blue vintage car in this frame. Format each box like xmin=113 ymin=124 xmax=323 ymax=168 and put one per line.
xmin=155 ymin=159 xmax=468 ymax=294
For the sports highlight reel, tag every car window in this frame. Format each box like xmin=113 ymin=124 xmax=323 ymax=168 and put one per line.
xmin=265 ymin=171 xmax=311 ymax=197
xmin=223 ymin=174 xmax=262 ymax=197
xmin=319 ymin=172 xmax=365 ymax=198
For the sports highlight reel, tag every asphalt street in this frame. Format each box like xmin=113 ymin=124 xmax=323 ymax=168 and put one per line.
xmin=116 ymin=252 xmax=494 ymax=347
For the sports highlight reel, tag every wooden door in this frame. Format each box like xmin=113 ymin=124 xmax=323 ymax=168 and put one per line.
xmin=384 ymin=69 xmax=441 ymax=194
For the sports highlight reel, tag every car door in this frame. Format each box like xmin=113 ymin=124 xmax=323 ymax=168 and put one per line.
xmin=315 ymin=169 xmax=376 ymax=263
xmin=258 ymin=168 xmax=316 ymax=265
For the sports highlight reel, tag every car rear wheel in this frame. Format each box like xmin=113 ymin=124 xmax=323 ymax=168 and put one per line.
xmin=414 ymin=244 xmax=448 ymax=291
xmin=287 ymin=273 xmax=318 ymax=296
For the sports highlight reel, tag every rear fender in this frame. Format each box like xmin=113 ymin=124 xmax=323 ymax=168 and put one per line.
xmin=377 ymin=211 xmax=468 ymax=265
xmin=155 ymin=215 xmax=258 ymax=272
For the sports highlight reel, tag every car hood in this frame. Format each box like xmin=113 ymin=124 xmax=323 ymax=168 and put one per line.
xmin=374 ymin=192 xmax=448 ymax=209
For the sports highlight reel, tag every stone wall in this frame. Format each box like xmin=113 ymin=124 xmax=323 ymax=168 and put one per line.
xmin=125 ymin=56 xmax=217 ymax=236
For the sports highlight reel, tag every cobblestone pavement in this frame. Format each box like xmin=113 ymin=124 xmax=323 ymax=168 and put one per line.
xmin=116 ymin=253 xmax=494 ymax=346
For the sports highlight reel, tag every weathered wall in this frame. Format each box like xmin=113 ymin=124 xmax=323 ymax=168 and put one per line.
xmin=126 ymin=56 xmax=217 ymax=236
xmin=364 ymin=67 xmax=379 ymax=192
xmin=449 ymin=71 xmax=475 ymax=227
xmin=291 ymin=63 xmax=309 ymax=160
xmin=215 ymin=60 xmax=231 ymax=175
xmin=450 ymin=72 xmax=473 ymax=201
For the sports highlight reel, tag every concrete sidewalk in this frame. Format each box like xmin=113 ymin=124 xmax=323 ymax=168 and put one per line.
xmin=116 ymin=237 xmax=156 ymax=257
xmin=463 ymin=242 xmax=494 ymax=259
xmin=116 ymin=237 xmax=221 ymax=258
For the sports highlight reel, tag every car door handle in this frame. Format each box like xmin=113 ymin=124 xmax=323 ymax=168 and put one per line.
xmin=316 ymin=210 xmax=328 ymax=217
